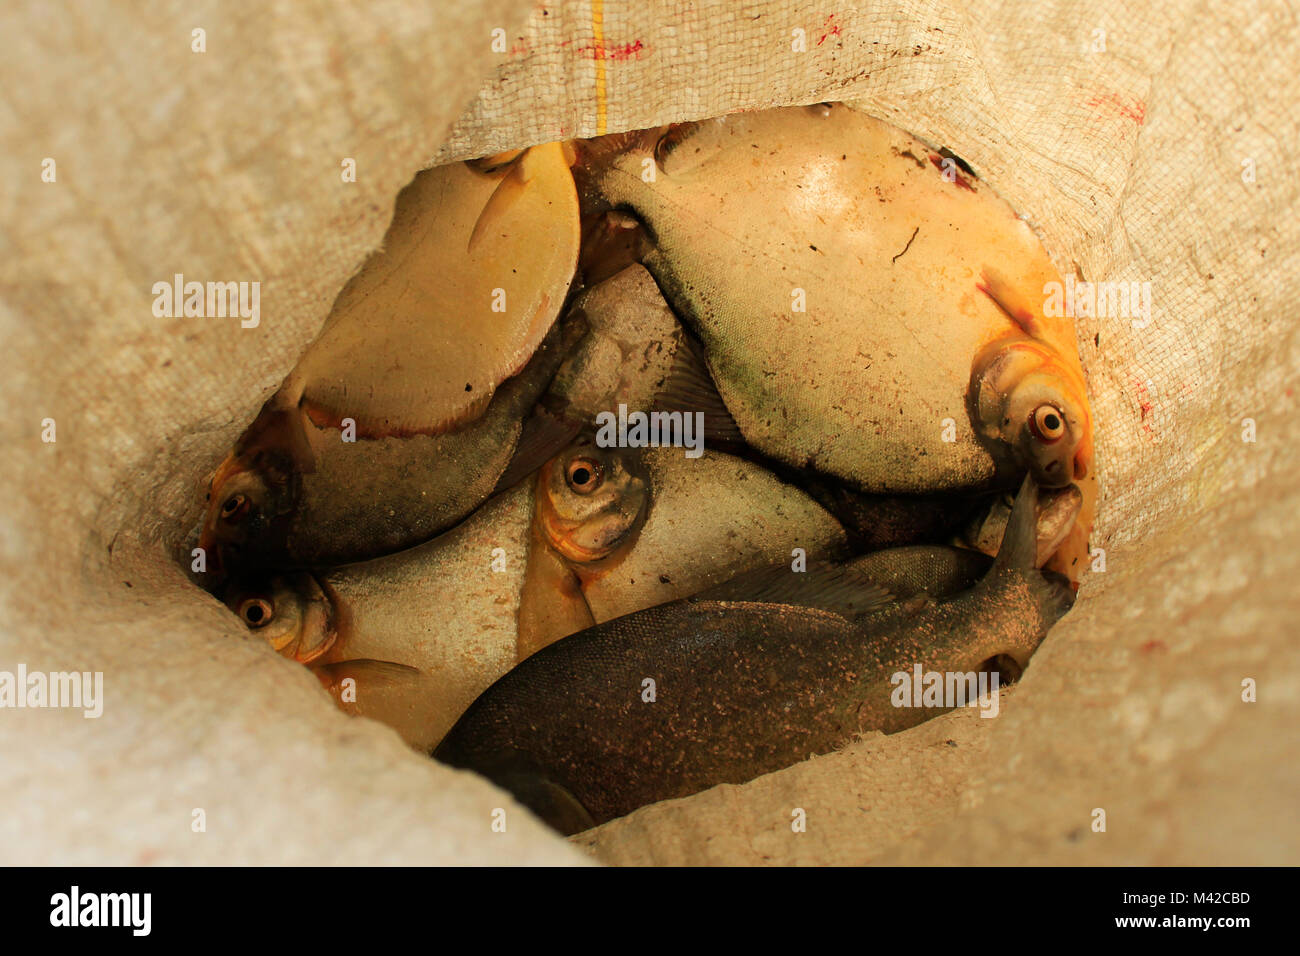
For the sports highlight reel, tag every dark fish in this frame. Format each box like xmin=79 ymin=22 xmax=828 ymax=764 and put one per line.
xmin=435 ymin=474 xmax=1073 ymax=833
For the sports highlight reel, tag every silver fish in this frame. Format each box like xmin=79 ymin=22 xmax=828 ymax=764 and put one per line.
xmin=516 ymin=438 xmax=849 ymax=658
xmin=223 ymin=483 xmax=535 ymax=749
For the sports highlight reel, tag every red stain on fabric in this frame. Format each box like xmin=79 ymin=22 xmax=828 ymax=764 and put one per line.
xmin=1132 ymin=378 xmax=1158 ymax=438
xmin=1140 ymin=639 xmax=1167 ymax=654
xmin=579 ymin=39 xmax=645 ymax=61
xmin=817 ymin=14 xmax=843 ymax=45
xmin=1085 ymin=92 xmax=1146 ymax=126
xmin=928 ymin=153 xmax=976 ymax=192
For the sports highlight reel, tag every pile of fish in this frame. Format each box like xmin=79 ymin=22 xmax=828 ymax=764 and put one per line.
xmin=198 ymin=104 xmax=1094 ymax=835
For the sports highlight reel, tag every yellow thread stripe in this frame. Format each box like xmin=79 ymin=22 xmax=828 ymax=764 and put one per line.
xmin=592 ymin=0 xmax=607 ymax=135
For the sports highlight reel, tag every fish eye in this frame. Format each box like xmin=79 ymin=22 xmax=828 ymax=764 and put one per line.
xmin=220 ymin=493 xmax=249 ymax=522
xmin=237 ymin=597 xmax=273 ymax=628
xmin=1029 ymin=405 xmax=1066 ymax=444
xmin=565 ymin=457 xmax=604 ymax=495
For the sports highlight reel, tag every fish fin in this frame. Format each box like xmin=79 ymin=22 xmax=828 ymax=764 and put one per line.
xmin=695 ymin=561 xmax=895 ymax=619
xmin=314 ymin=659 xmax=423 ymax=689
xmin=493 ymin=408 xmax=583 ymax=493
xmin=986 ymin=474 xmax=1076 ymax=628
xmin=848 ymin=546 xmax=992 ymax=601
xmin=432 ymin=744 xmax=596 ymax=836
xmin=466 ymin=149 xmax=526 ymax=175
xmin=298 ymin=390 xmax=495 ymax=441
xmin=653 ymin=336 xmax=745 ymax=447
xmin=990 ymin=473 xmax=1040 ymax=573
xmin=495 ymin=768 xmax=596 ymax=836
xmin=979 ymin=267 xmax=1050 ymax=340
xmin=468 ymin=148 xmax=534 ymax=255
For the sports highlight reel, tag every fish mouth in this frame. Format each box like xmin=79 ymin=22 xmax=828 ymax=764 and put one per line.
xmin=1031 ymin=457 xmax=1075 ymax=489
xmin=198 ymin=451 xmax=262 ymax=577
xmin=292 ymin=574 xmax=340 ymax=664
xmin=196 ymin=525 xmax=223 ymax=576
xmin=540 ymin=512 xmax=626 ymax=563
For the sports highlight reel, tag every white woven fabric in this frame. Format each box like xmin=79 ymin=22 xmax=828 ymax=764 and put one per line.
xmin=1 ymin=0 xmax=1295 ymax=864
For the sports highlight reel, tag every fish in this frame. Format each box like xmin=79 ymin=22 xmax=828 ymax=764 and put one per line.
xmin=221 ymin=482 xmax=536 ymax=749
xmin=580 ymin=104 xmax=1097 ymax=580
xmin=542 ymin=262 xmax=742 ymax=445
xmin=436 ymin=475 xmax=1073 ymax=835
xmin=199 ymin=144 xmax=581 ymax=572
xmin=515 ymin=438 xmax=849 ymax=658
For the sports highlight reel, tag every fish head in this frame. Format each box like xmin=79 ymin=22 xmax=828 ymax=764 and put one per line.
xmin=971 ymin=338 xmax=1092 ymax=488
xmin=198 ymin=443 xmax=299 ymax=573
xmin=222 ymin=572 xmax=337 ymax=664
xmin=537 ymin=437 xmax=648 ymax=563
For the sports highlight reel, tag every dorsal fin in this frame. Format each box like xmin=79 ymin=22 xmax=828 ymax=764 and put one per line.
xmin=978 ymin=267 xmax=1049 ymax=340
xmin=493 ymin=407 xmax=583 ymax=493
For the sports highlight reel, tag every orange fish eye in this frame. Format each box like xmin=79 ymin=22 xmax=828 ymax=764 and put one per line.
xmin=220 ymin=493 xmax=249 ymax=522
xmin=1029 ymin=405 xmax=1066 ymax=444
xmin=237 ymin=597 xmax=273 ymax=628
xmin=565 ymin=457 xmax=604 ymax=495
